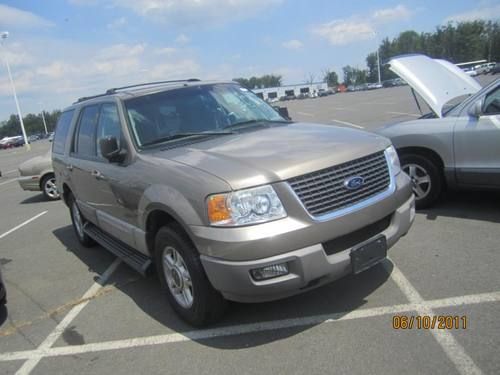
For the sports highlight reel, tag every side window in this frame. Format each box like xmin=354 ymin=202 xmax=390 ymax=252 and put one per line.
xmin=483 ymin=86 xmax=500 ymax=115
xmin=53 ymin=110 xmax=74 ymax=154
xmin=96 ymin=104 xmax=122 ymax=158
xmin=75 ymin=105 xmax=99 ymax=157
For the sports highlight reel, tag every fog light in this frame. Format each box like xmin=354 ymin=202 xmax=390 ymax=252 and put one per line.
xmin=250 ymin=263 xmax=289 ymax=281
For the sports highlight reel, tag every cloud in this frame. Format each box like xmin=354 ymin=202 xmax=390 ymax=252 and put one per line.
xmin=311 ymin=4 xmax=413 ymax=46
xmin=175 ymin=34 xmax=190 ymax=45
xmin=282 ymin=39 xmax=304 ymax=50
xmin=312 ymin=19 xmax=375 ymax=46
xmin=107 ymin=16 xmax=127 ymax=29
xmin=0 ymin=4 xmax=54 ymax=29
xmin=444 ymin=4 xmax=500 ymax=23
xmin=71 ymin=0 xmax=283 ymax=27
xmin=154 ymin=47 xmax=177 ymax=55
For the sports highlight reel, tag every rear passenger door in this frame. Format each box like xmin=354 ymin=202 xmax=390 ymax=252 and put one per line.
xmin=69 ymin=104 xmax=101 ymax=224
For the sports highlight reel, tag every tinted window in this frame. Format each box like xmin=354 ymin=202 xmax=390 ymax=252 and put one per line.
xmin=53 ymin=110 xmax=74 ymax=154
xmin=96 ymin=104 xmax=122 ymax=158
xmin=76 ymin=105 xmax=99 ymax=157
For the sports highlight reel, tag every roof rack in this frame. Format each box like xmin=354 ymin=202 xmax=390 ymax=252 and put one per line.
xmin=75 ymin=78 xmax=201 ymax=103
xmin=105 ymin=78 xmax=201 ymax=94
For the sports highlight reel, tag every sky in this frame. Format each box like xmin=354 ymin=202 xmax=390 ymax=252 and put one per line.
xmin=0 ymin=0 xmax=499 ymax=122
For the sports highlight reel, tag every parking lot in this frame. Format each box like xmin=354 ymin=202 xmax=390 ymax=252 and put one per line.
xmin=1 ymin=81 xmax=499 ymax=375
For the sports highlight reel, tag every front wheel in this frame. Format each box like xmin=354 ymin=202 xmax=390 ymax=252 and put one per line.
xmin=400 ymin=153 xmax=443 ymax=209
xmin=154 ymin=225 xmax=226 ymax=326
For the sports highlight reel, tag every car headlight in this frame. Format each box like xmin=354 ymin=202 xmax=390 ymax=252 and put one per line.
xmin=207 ymin=185 xmax=287 ymax=226
xmin=385 ymin=145 xmax=401 ymax=175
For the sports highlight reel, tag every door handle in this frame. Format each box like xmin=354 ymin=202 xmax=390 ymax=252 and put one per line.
xmin=66 ymin=164 xmax=73 ymax=171
xmin=91 ymin=170 xmax=106 ymax=180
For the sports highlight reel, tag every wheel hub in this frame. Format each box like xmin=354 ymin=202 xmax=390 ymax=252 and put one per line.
xmin=162 ymin=246 xmax=194 ymax=308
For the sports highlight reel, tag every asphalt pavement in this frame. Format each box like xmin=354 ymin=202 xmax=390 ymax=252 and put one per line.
xmin=0 ymin=77 xmax=499 ymax=375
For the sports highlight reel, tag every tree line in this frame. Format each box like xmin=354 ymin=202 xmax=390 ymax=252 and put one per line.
xmin=0 ymin=111 xmax=61 ymax=139
xmin=347 ymin=20 xmax=500 ymax=86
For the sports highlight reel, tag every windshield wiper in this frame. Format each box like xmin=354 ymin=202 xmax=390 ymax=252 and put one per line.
xmin=224 ymin=119 xmax=291 ymax=130
xmin=141 ymin=131 xmax=233 ymax=147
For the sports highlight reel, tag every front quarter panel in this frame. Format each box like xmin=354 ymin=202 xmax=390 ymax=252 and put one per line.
xmin=376 ymin=118 xmax=455 ymax=167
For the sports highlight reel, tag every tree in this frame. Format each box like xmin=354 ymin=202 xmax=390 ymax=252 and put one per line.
xmin=305 ymin=73 xmax=315 ymax=85
xmin=232 ymin=74 xmax=282 ymax=89
xmin=342 ymin=65 xmax=368 ymax=86
xmin=0 ymin=110 xmax=61 ymax=139
xmin=323 ymin=70 xmax=339 ymax=87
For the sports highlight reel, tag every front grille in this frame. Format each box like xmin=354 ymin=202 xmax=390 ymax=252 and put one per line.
xmin=288 ymin=151 xmax=390 ymax=217
xmin=322 ymin=215 xmax=391 ymax=256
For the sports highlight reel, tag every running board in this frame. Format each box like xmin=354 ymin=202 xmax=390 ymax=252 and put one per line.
xmin=84 ymin=223 xmax=152 ymax=276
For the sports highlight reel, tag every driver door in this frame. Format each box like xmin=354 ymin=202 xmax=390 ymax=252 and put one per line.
xmin=453 ymin=83 xmax=500 ymax=187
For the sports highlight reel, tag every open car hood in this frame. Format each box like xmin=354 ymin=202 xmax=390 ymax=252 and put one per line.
xmin=388 ymin=54 xmax=481 ymax=117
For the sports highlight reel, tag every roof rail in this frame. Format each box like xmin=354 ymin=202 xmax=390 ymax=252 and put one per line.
xmin=74 ymin=78 xmax=201 ymax=104
xmin=74 ymin=93 xmax=112 ymax=104
xmin=105 ymin=78 xmax=201 ymax=94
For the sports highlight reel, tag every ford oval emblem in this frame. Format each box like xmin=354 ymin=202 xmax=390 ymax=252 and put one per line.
xmin=344 ymin=176 xmax=364 ymax=190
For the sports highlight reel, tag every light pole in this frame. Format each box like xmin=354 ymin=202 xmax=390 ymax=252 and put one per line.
xmin=372 ymin=30 xmax=381 ymax=85
xmin=39 ymin=103 xmax=48 ymax=134
xmin=0 ymin=31 xmax=30 ymax=151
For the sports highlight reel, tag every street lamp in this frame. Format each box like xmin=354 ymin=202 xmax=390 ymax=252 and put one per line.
xmin=0 ymin=31 xmax=30 ymax=151
xmin=39 ymin=102 xmax=48 ymax=134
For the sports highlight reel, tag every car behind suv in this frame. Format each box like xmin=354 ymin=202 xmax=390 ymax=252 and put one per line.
xmin=53 ymin=80 xmax=414 ymax=325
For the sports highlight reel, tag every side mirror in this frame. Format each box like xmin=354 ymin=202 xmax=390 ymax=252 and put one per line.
xmin=273 ymin=106 xmax=291 ymax=121
xmin=99 ymin=136 xmax=126 ymax=163
xmin=467 ymin=99 xmax=483 ymax=118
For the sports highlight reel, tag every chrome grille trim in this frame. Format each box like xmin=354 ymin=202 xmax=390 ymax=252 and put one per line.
xmin=287 ymin=149 xmax=395 ymax=220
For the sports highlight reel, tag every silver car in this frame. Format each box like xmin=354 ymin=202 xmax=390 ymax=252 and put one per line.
xmin=53 ymin=80 xmax=414 ymax=325
xmin=18 ymin=151 xmax=60 ymax=200
xmin=377 ymin=54 xmax=500 ymax=208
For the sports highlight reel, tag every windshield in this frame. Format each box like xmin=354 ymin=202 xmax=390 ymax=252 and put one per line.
xmin=124 ymin=83 xmax=285 ymax=147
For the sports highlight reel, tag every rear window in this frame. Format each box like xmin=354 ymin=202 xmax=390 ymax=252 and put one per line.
xmin=53 ymin=110 xmax=75 ymax=154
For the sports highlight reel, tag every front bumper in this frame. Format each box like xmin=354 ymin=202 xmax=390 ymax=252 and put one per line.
xmin=197 ymin=173 xmax=414 ymax=303
xmin=18 ymin=175 xmax=41 ymax=191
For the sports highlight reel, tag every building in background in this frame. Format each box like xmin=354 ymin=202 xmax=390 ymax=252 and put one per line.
xmin=252 ymin=82 xmax=328 ymax=101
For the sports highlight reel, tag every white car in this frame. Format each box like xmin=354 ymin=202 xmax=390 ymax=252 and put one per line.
xmin=377 ymin=54 xmax=500 ymax=208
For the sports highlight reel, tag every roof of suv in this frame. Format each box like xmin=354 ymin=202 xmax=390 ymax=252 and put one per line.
xmin=69 ymin=79 xmax=235 ymax=108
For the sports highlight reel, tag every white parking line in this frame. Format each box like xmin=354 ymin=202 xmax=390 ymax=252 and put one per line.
xmin=386 ymin=260 xmax=483 ymax=375
xmin=0 ymin=211 xmax=48 ymax=240
xmin=0 ymin=178 xmax=17 ymax=187
xmin=3 ymin=169 xmax=18 ymax=175
xmin=387 ymin=111 xmax=420 ymax=117
xmin=15 ymin=258 xmax=122 ymax=375
xmin=330 ymin=119 xmax=364 ymax=129
xmin=1 ymin=289 xmax=498 ymax=362
xmin=297 ymin=111 xmax=314 ymax=117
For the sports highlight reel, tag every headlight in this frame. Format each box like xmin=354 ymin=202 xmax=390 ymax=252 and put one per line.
xmin=207 ymin=185 xmax=287 ymax=226
xmin=385 ymin=145 xmax=401 ymax=175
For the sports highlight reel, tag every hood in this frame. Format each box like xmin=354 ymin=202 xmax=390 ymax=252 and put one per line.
xmin=388 ymin=54 xmax=481 ymax=118
xmin=150 ymin=122 xmax=390 ymax=190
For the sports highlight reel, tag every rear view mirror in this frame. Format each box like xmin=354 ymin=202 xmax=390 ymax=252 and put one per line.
xmin=99 ymin=136 xmax=126 ymax=163
xmin=467 ymin=99 xmax=483 ymax=118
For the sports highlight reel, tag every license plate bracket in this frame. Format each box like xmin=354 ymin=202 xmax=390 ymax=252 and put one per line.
xmin=350 ymin=235 xmax=387 ymax=274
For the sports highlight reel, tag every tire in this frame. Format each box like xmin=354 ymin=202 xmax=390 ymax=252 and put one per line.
xmin=68 ymin=194 xmax=96 ymax=247
xmin=154 ymin=225 xmax=226 ymax=326
xmin=400 ymin=153 xmax=443 ymax=209
xmin=41 ymin=174 xmax=60 ymax=201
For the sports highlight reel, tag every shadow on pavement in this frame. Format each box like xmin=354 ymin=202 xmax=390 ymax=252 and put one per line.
xmin=0 ymin=305 xmax=7 ymax=327
xmin=20 ymin=194 xmax=47 ymax=205
xmin=53 ymin=224 xmax=393 ymax=349
xmin=422 ymin=190 xmax=500 ymax=223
